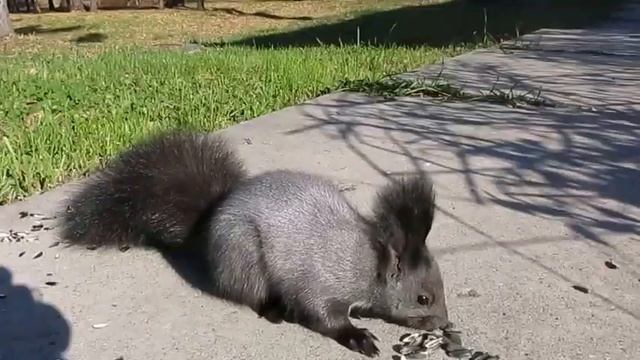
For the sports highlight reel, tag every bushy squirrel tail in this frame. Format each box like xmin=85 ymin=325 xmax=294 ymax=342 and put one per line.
xmin=59 ymin=130 xmax=248 ymax=250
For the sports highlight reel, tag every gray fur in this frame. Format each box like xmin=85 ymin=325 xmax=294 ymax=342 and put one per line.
xmin=59 ymin=131 xmax=449 ymax=357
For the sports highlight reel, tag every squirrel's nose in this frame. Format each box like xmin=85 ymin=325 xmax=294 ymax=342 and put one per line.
xmin=405 ymin=315 xmax=449 ymax=331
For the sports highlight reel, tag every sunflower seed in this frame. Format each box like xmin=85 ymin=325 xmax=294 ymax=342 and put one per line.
xmin=33 ymin=251 xmax=43 ymax=259
xmin=49 ymin=241 xmax=60 ymax=248
xmin=443 ymin=331 xmax=462 ymax=347
xmin=0 ymin=293 xmax=6 ymax=299
xmin=572 ymin=285 xmax=589 ymax=294
xmin=19 ymin=211 xmax=28 ymax=218
xmin=470 ymin=351 xmax=500 ymax=360
xmin=31 ymin=224 xmax=44 ymax=231
xmin=45 ymin=281 xmax=58 ymax=286
xmin=604 ymin=260 xmax=618 ymax=269
xmin=394 ymin=323 xmax=499 ymax=360
xmin=447 ymin=348 xmax=474 ymax=358
xmin=92 ymin=323 xmax=109 ymax=329
xmin=457 ymin=288 xmax=480 ymax=298
xmin=403 ymin=353 xmax=428 ymax=360
xmin=19 ymin=251 xmax=26 ymax=257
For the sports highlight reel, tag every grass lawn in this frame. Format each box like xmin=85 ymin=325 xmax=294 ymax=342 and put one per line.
xmin=4 ymin=0 xmax=438 ymax=55
xmin=0 ymin=45 xmax=470 ymax=204
xmin=0 ymin=0 xmax=629 ymax=204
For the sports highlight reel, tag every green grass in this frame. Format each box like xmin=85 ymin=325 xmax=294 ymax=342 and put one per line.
xmin=337 ymin=74 xmax=555 ymax=108
xmin=0 ymin=44 xmax=470 ymax=204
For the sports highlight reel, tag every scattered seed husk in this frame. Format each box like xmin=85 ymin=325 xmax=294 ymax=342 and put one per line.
xmin=49 ymin=241 xmax=60 ymax=248
xmin=604 ymin=260 xmax=618 ymax=269
xmin=43 ymin=226 xmax=54 ymax=231
xmin=45 ymin=281 xmax=58 ymax=286
xmin=572 ymin=285 xmax=589 ymax=293
xmin=470 ymin=351 xmax=501 ymax=360
xmin=119 ymin=245 xmax=130 ymax=252
xmin=338 ymin=183 xmax=357 ymax=192
xmin=447 ymin=347 xmax=475 ymax=358
xmin=19 ymin=211 xmax=29 ymax=218
xmin=86 ymin=244 xmax=99 ymax=250
xmin=19 ymin=251 xmax=26 ymax=257
xmin=6 ymin=230 xmax=38 ymax=243
xmin=457 ymin=288 xmax=480 ymax=298
xmin=92 ymin=323 xmax=109 ymax=329
xmin=31 ymin=224 xmax=44 ymax=231
xmin=33 ymin=251 xmax=43 ymax=259
xmin=442 ymin=328 xmax=462 ymax=346
xmin=46 ymin=272 xmax=53 ymax=276
xmin=394 ymin=323 xmax=499 ymax=360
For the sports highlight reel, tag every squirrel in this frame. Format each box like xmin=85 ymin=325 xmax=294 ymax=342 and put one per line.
xmin=58 ymin=130 xmax=449 ymax=357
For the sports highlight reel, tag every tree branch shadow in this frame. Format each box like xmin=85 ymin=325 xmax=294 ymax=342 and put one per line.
xmin=14 ymin=25 xmax=84 ymax=35
xmin=284 ymin=76 xmax=639 ymax=319
xmin=209 ymin=6 xmax=313 ymax=21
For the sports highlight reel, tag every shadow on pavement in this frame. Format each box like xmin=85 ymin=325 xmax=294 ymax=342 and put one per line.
xmin=0 ymin=266 xmax=71 ymax=360
xmin=206 ymin=0 xmax=630 ymax=48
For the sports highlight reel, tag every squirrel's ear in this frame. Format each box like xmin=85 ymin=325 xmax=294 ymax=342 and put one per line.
xmin=372 ymin=175 xmax=435 ymax=261
xmin=387 ymin=221 xmax=409 ymax=256
xmin=390 ymin=225 xmax=427 ymax=270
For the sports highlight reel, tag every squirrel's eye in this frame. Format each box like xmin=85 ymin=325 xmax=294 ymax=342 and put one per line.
xmin=417 ymin=295 xmax=430 ymax=306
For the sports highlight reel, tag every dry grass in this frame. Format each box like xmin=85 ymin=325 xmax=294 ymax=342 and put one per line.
xmin=3 ymin=0 xmax=443 ymax=55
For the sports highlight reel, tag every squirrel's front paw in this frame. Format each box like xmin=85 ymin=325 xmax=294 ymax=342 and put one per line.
xmin=336 ymin=326 xmax=380 ymax=357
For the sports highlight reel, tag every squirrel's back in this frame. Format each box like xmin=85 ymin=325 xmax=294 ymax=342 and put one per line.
xmin=207 ymin=170 xmax=378 ymax=313
xmin=59 ymin=131 xmax=247 ymax=249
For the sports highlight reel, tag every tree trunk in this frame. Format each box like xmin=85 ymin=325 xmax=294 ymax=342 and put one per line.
xmin=89 ymin=0 xmax=97 ymax=11
xmin=166 ymin=0 xmax=183 ymax=8
xmin=158 ymin=0 xmax=163 ymax=9
xmin=31 ymin=0 xmax=42 ymax=13
xmin=48 ymin=0 xmax=55 ymax=11
xmin=70 ymin=0 xmax=83 ymax=11
xmin=197 ymin=0 xmax=204 ymax=10
xmin=0 ymin=0 xmax=12 ymax=39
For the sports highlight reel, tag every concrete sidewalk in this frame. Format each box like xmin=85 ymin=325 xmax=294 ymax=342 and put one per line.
xmin=1 ymin=2 xmax=639 ymax=360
